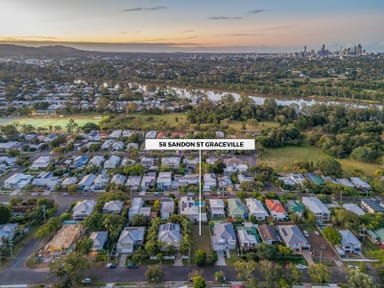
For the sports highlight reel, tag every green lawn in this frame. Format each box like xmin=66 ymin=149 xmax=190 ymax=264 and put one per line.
xmin=189 ymin=224 xmax=212 ymax=264
xmin=260 ymin=144 xmax=381 ymax=177
xmin=260 ymin=145 xmax=329 ymax=172
xmin=0 ymin=115 xmax=100 ymax=129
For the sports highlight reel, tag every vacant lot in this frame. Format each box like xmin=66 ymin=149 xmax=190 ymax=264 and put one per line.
xmin=190 ymin=224 xmax=212 ymax=264
xmin=260 ymin=145 xmax=380 ymax=177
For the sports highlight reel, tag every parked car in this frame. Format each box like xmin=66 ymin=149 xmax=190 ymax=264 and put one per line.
xmin=303 ymin=230 xmax=309 ymax=237
xmin=314 ymin=231 xmax=320 ymax=236
xmin=127 ymin=262 xmax=138 ymax=269
xmin=81 ymin=278 xmax=92 ymax=284
xmin=348 ymin=265 xmax=358 ymax=269
xmin=31 ymin=192 xmax=39 ymax=197
xmin=296 ymin=264 xmax=308 ymax=270
xmin=105 ymin=263 xmax=117 ymax=269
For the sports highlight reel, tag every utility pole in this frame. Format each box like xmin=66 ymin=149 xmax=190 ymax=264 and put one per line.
xmin=42 ymin=204 xmax=47 ymax=222
xmin=9 ymin=240 xmax=13 ymax=258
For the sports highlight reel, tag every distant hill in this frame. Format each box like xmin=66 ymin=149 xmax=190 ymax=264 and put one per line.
xmin=0 ymin=44 xmax=87 ymax=57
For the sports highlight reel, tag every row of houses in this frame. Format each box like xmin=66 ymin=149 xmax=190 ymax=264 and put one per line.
xmin=279 ymin=173 xmax=372 ymax=191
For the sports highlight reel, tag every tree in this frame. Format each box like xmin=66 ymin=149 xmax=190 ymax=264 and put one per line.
xmin=316 ymin=158 xmax=342 ymax=177
xmin=145 ymin=265 xmax=164 ymax=283
xmin=322 ymin=226 xmax=342 ymax=245
xmin=258 ymin=260 xmax=281 ymax=287
xmin=286 ymin=263 xmax=302 ymax=285
xmin=78 ymin=238 xmax=93 ymax=255
xmin=256 ymin=243 xmax=278 ymax=260
xmin=195 ymin=249 xmax=206 ymax=266
xmin=192 ymin=275 xmax=206 ymax=288
xmin=130 ymin=214 xmax=149 ymax=226
xmin=308 ymin=263 xmax=330 ymax=284
xmin=102 ymin=214 xmax=126 ymax=243
xmin=35 ymin=217 xmax=61 ymax=238
xmin=81 ymin=122 xmax=99 ymax=133
xmin=65 ymin=119 xmax=78 ymax=133
xmin=214 ymin=270 xmax=226 ymax=282
xmin=233 ymin=260 xmax=257 ymax=281
xmin=347 ymin=268 xmax=377 ymax=288
xmin=0 ymin=205 xmax=12 ymax=224
xmin=49 ymin=252 xmax=90 ymax=288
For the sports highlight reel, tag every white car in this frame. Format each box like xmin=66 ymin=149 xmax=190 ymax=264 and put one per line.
xmin=81 ymin=278 xmax=92 ymax=284
xmin=296 ymin=264 xmax=308 ymax=270
xmin=303 ymin=230 xmax=309 ymax=237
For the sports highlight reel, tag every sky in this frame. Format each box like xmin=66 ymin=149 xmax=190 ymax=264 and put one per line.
xmin=0 ymin=0 xmax=384 ymax=52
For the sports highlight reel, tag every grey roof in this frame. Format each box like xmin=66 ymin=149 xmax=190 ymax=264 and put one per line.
xmin=117 ymin=227 xmax=145 ymax=245
xmin=90 ymin=231 xmax=108 ymax=250
xmin=103 ymin=200 xmax=124 ymax=213
xmin=340 ymin=229 xmax=361 ymax=248
xmin=73 ymin=200 xmax=96 ymax=218
xmin=213 ymin=222 xmax=236 ymax=244
xmin=278 ymin=225 xmax=309 ymax=249
xmin=302 ymin=197 xmax=330 ymax=215
xmin=158 ymin=223 xmax=182 ymax=246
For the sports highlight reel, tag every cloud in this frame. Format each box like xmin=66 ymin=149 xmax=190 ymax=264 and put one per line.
xmin=123 ymin=6 xmax=167 ymax=12
xmin=208 ymin=16 xmax=243 ymax=20
xmin=249 ymin=9 xmax=264 ymax=14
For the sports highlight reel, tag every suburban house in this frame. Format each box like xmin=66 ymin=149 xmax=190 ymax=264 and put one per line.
xmin=61 ymin=177 xmax=78 ymax=187
xmin=286 ymin=200 xmax=305 ymax=218
xmin=92 ymin=174 xmax=109 ymax=191
xmin=129 ymin=198 xmax=151 ymax=221
xmin=112 ymin=141 xmax=125 ymax=151
xmin=78 ymin=174 xmax=96 ymax=191
xmin=141 ymin=157 xmax=155 ymax=169
xmin=302 ymin=197 xmax=331 ymax=223
xmin=104 ymin=155 xmax=121 ymax=169
xmin=4 ymin=173 xmax=33 ymax=189
xmin=72 ymin=155 xmax=89 ymax=168
xmin=89 ymin=155 xmax=105 ymax=166
xmin=203 ymin=173 xmax=217 ymax=192
xmin=157 ymin=172 xmax=172 ymax=190
xmin=228 ymin=198 xmax=247 ymax=219
xmin=360 ymin=198 xmax=384 ymax=213
xmin=145 ymin=130 xmax=157 ymax=139
xmin=277 ymin=225 xmax=310 ymax=251
xmin=339 ymin=229 xmax=361 ymax=254
xmin=342 ymin=203 xmax=365 ymax=216
xmin=265 ymin=199 xmax=288 ymax=221
xmin=32 ymin=171 xmax=61 ymax=189
xmin=73 ymin=200 xmax=97 ymax=220
xmin=179 ymin=196 xmax=199 ymax=222
xmin=161 ymin=157 xmax=181 ymax=169
xmin=141 ymin=172 xmax=157 ymax=191
xmin=237 ymin=225 xmax=259 ymax=251
xmin=177 ymin=174 xmax=199 ymax=187
xmin=160 ymin=198 xmax=175 ymax=220
xmin=101 ymin=139 xmax=114 ymax=150
xmin=116 ymin=227 xmax=146 ymax=255
xmin=158 ymin=223 xmax=182 ymax=248
xmin=43 ymin=222 xmax=83 ymax=256
xmin=0 ymin=224 xmax=18 ymax=248
xmin=89 ymin=231 xmax=108 ymax=252
xmin=126 ymin=176 xmax=142 ymax=191
xmin=350 ymin=177 xmax=372 ymax=191
xmin=246 ymin=198 xmax=269 ymax=220
xmin=30 ymin=156 xmax=51 ymax=170
xmin=211 ymin=222 xmax=237 ymax=252
xmin=103 ymin=200 xmax=124 ymax=214
xmin=111 ymin=174 xmax=127 ymax=186
xmin=257 ymin=224 xmax=280 ymax=245
xmin=209 ymin=199 xmax=226 ymax=218
xmin=183 ymin=158 xmax=199 ymax=171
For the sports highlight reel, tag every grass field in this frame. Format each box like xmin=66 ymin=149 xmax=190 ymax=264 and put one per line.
xmin=260 ymin=145 xmax=381 ymax=177
xmin=0 ymin=115 xmax=100 ymax=129
xmin=190 ymin=224 xmax=212 ymax=264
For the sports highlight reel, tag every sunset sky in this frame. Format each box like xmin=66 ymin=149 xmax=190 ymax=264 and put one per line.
xmin=1 ymin=0 xmax=384 ymax=52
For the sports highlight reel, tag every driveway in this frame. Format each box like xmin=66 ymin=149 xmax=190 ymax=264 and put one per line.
xmin=216 ymin=250 xmax=226 ymax=266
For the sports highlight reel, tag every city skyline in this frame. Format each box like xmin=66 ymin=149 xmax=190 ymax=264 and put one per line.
xmin=1 ymin=0 xmax=384 ymax=52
